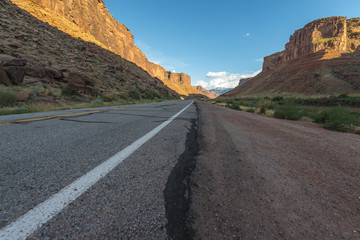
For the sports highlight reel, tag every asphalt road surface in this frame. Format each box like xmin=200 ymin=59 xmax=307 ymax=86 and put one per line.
xmin=0 ymin=100 xmax=196 ymax=239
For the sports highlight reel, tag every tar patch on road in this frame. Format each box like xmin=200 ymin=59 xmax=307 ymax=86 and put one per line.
xmin=163 ymin=104 xmax=198 ymax=240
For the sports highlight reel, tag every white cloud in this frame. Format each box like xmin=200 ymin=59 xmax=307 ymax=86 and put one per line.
xmin=255 ymin=58 xmax=263 ymax=62
xmin=206 ymin=71 xmax=227 ymax=78
xmin=245 ymin=33 xmax=251 ymax=37
xmin=201 ymin=70 xmax=261 ymax=89
xmin=194 ymin=80 xmax=209 ymax=88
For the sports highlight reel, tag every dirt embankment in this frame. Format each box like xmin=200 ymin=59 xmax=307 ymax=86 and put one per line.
xmin=189 ymin=101 xmax=360 ymax=240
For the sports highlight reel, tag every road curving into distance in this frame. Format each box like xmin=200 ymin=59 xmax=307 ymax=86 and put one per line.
xmin=0 ymin=100 xmax=196 ymax=239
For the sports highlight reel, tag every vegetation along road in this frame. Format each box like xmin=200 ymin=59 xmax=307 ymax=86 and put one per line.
xmin=1 ymin=100 xmax=359 ymax=239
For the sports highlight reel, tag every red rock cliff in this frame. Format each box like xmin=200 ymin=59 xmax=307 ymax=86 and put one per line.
xmin=10 ymin=0 xmax=203 ymax=96
xmin=222 ymin=17 xmax=360 ymax=97
xmin=263 ymin=17 xmax=360 ymax=71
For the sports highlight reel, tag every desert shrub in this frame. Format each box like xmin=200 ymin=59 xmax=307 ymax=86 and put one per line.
xmin=246 ymin=108 xmax=255 ymax=113
xmin=313 ymin=105 xmax=359 ymax=132
xmin=90 ymin=98 xmax=104 ymax=107
xmin=143 ymin=90 xmax=161 ymax=99
xmin=257 ymin=100 xmax=270 ymax=109
xmin=259 ymin=107 xmax=266 ymax=114
xmin=71 ymin=95 xmax=82 ymax=102
xmin=47 ymin=88 xmax=61 ymax=97
xmin=128 ymin=90 xmax=140 ymax=100
xmin=272 ymin=96 xmax=284 ymax=101
xmin=0 ymin=88 xmax=17 ymax=107
xmin=337 ymin=93 xmax=349 ymax=98
xmin=226 ymin=101 xmax=241 ymax=110
xmin=61 ymin=86 xmax=80 ymax=97
xmin=231 ymin=102 xmax=241 ymax=110
xmin=274 ymin=104 xmax=305 ymax=120
xmin=100 ymin=94 xmax=113 ymax=102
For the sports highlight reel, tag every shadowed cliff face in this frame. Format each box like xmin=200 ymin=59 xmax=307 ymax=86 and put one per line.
xmin=10 ymin=0 xmax=204 ymax=96
xmin=0 ymin=0 xmax=180 ymax=99
xmin=222 ymin=17 xmax=360 ymax=97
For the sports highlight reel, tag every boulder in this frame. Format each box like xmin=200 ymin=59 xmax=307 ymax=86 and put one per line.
xmin=0 ymin=54 xmax=27 ymax=66
xmin=45 ymin=67 xmax=63 ymax=79
xmin=4 ymin=66 xmax=25 ymax=85
xmin=25 ymin=65 xmax=47 ymax=78
xmin=66 ymin=71 xmax=93 ymax=87
xmin=23 ymin=76 xmax=44 ymax=86
xmin=0 ymin=67 xmax=11 ymax=85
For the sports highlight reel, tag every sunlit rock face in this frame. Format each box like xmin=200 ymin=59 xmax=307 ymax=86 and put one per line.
xmin=12 ymin=0 xmax=204 ymax=96
xmin=221 ymin=17 xmax=360 ymax=97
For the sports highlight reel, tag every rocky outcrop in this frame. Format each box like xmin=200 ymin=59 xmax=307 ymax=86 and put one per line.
xmin=195 ymin=86 xmax=219 ymax=99
xmin=1 ymin=0 xmax=180 ymax=100
xmin=10 ymin=0 xmax=203 ymax=96
xmin=222 ymin=17 xmax=360 ymax=97
xmin=263 ymin=17 xmax=360 ymax=72
xmin=0 ymin=54 xmax=27 ymax=85
xmin=238 ymin=78 xmax=252 ymax=87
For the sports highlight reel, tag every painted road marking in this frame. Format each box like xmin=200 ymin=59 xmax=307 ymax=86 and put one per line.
xmin=0 ymin=104 xmax=146 ymax=125
xmin=0 ymin=101 xmax=193 ymax=240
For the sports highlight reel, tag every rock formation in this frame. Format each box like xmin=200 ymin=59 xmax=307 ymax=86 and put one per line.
xmin=222 ymin=17 xmax=360 ymax=97
xmin=10 ymin=0 xmax=204 ymax=96
xmin=195 ymin=86 xmax=219 ymax=99
xmin=0 ymin=0 xmax=180 ymax=100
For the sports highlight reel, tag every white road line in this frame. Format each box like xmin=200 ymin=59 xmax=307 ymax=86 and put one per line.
xmin=0 ymin=101 xmax=193 ymax=240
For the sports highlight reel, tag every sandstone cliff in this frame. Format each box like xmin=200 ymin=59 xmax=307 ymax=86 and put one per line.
xmin=10 ymin=0 xmax=204 ymax=96
xmin=195 ymin=86 xmax=219 ymax=99
xmin=0 ymin=0 xmax=180 ymax=101
xmin=222 ymin=17 xmax=360 ymax=97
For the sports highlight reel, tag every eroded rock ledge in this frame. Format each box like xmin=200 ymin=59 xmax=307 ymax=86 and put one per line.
xmin=11 ymin=0 xmax=203 ymax=96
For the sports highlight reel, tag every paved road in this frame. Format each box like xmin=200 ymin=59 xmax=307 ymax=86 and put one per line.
xmin=0 ymin=100 xmax=196 ymax=239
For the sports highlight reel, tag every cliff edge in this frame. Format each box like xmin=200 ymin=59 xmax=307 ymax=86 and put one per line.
xmin=10 ymin=0 xmax=204 ymax=96
xmin=222 ymin=17 xmax=360 ymax=97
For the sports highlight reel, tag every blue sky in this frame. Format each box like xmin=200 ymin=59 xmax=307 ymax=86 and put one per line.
xmin=103 ymin=0 xmax=359 ymax=89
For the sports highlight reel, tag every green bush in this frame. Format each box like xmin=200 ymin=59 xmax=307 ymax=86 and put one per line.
xmin=143 ymin=90 xmax=161 ymax=99
xmin=226 ymin=101 xmax=241 ymax=110
xmin=61 ymin=86 xmax=80 ymax=97
xmin=313 ymin=105 xmax=359 ymax=132
xmin=246 ymin=108 xmax=255 ymax=113
xmin=259 ymin=107 xmax=266 ymax=114
xmin=0 ymin=88 xmax=17 ymax=108
xmin=272 ymin=96 xmax=284 ymax=101
xmin=274 ymin=104 xmax=305 ymax=120
xmin=100 ymin=94 xmax=114 ymax=102
xmin=337 ymin=93 xmax=349 ymax=98
xmin=117 ymin=94 xmax=128 ymax=100
xmin=128 ymin=90 xmax=140 ymax=100
xmin=90 ymin=98 xmax=104 ymax=107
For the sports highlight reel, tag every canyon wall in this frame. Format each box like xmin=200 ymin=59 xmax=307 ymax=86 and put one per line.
xmin=263 ymin=17 xmax=360 ymax=72
xmin=11 ymin=0 xmax=203 ymax=96
xmin=222 ymin=17 xmax=360 ymax=97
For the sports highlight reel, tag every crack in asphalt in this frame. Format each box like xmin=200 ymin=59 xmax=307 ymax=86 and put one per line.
xmin=163 ymin=103 xmax=199 ymax=240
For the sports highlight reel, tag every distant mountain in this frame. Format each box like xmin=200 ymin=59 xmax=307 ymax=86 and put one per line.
xmin=195 ymin=86 xmax=219 ymax=98
xmin=210 ymin=87 xmax=233 ymax=95
xmin=221 ymin=17 xmax=360 ymax=97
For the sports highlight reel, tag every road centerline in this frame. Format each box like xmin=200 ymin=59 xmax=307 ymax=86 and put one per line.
xmin=0 ymin=101 xmax=193 ymax=240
